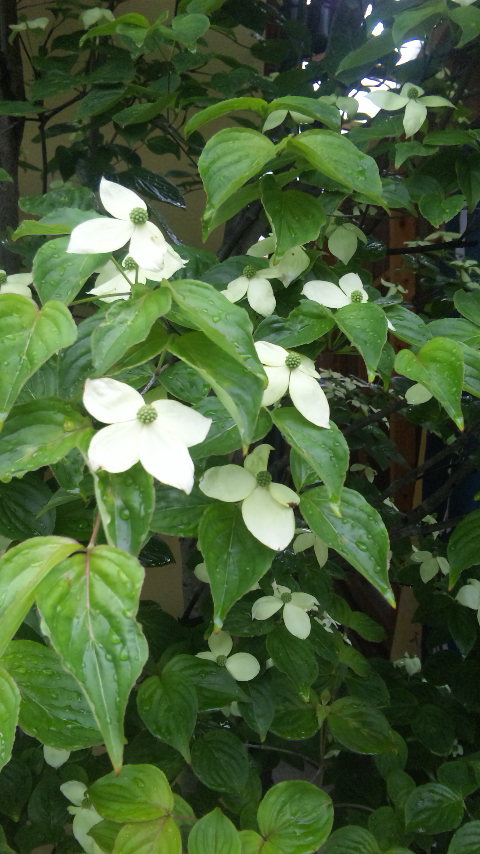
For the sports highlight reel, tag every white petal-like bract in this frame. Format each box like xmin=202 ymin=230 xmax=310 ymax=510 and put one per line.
xmin=200 ymin=465 xmax=256 ymax=502
xmin=88 ymin=422 xmax=142 ymax=473
xmin=99 ymin=177 xmax=146 ymax=220
xmin=289 ymin=369 xmax=331 ymax=428
xmin=83 ymin=377 xmax=143 ymax=424
xmin=302 ymin=280 xmax=348 ymax=308
xmin=242 ymin=486 xmax=295 ymax=550
xmin=226 ymin=652 xmax=260 ymax=681
xmin=283 ymin=603 xmax=312 ymax=639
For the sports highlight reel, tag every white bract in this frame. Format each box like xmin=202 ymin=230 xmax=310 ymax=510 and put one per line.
xmin=302 ymin=272 xmax=368 ymax=308
xmin=255 ymin=341 xmax=330 ymax=428
xmin=263 ymin=109 xmax=315 ymax=131
xmin=367 ymin=83 xmax=453 ymax=137
xmin=67 ymin=178 xmax=186 ymax=273
xmin=411 ymin=548 xmax=449 ymax=584
xmin=293 ymin=529 xmax=329 ymax=567
xmin=88 ymin=256 xmax=171 ymax=302
xmin=0 ymin=269 xmax=33 ymax=299
xmin=199 ymin=444 xmax=299 ymax=551
xmin=457 ymin=579 xmax=480 ymax=623
xmin=196 ymin=631 xmax=260 ymax=681
xmin=222 ymin=264 xmax=279 ymax=316
xmin=83 ymin=377 xmax=211 ymax=493
xmin=252 ymin=581 xmax=319 ymax=639
xmin=247 ymin=238 xmax=310 ymax=286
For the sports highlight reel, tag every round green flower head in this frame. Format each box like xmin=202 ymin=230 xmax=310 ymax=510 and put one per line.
xmin=407 ymin=86 xmax=419 ymax=99
xmin=350 ymin=290 xmax=364 ymax=303
xmin=136 ymin=404 xmax=158 ymax=424
xmin=256 ymin=470 xmax=272 ymax=487
xmin=285 ymin=352 xmax=301 ymax=370
xmin=122 ymin=256 xmax=138 ymax=270
xmin=129 ymin=207 xmax=148 ymax=225
xmin=216 ymin=655 xmax=227 ymax=667
xmin=243 ymin=265 xmax=258 ymax=279
xmin=281 ymin=591 xmax=292 ymax=604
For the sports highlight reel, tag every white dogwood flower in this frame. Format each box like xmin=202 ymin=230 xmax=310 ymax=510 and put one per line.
xmin=222 ymin=264 xmax=279 ymax=316
xmin=88 ymin=256 xmax=177 ymax=302
xmin=197 ymin=631 xmax=260 ymax=681
xmin=199 ymin=444 xmax=299 ymax=551
xmin=293 ymin=529 xmax=329 ymax=567
xmin=367 ymin=83 xmax=453 ymax=137
xmin=302 ymin=272 xmax=368 ymax=308
xmin=83 ymin=377 xmax=211 ymax=493
xmin=252 ymin=581 xmax=319 ymax=639
xmin=255 ymin=341 xmax=330 ymax=428
xmin=67 ymin=178 xmax=185 ymax=272
xmin=0 ymin=269 xmax=33 ymax=299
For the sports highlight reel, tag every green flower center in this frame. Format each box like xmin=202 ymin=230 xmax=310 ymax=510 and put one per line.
xmin=280 ymin=592 xmax=292 ymax=604
xmin=216 ymin=655 xmax=227 ymax=667
xmin=129 ymin=207 xmax=148 ymax=225
xmin=136 ymin=404 xmax=157 ymax=424
xmin=350 ymin=290 xmax=364 ymax=303
xmin=256 ymin=470 xmax=272 ymax=487
xmin=407 ymin=87 xmax=419 ymax=99
xmin=0 ymin=271 xmax=7 ymax=285
xmin=123 ymin=256 xmax=138 ymax=271
xmin=285 ymin=353 xmax=301 ymax=370
xmin=243 ymin=265 xmax=257 ymax=280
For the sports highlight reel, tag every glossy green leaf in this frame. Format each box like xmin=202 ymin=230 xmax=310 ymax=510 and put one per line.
xmin=199 ymin=503 xmax=274 ymax=627
xmin=255 ymin=301 xmax=335 ymax=348
xmin=191 ymin=730 xmax=249 ymax=793
xmin=261 ymin=177 xmax=326 ymax=258
xmin=188 ymin=808 xmax=241 ymax=854
xmin=419 ymin=193 xmax=466 ymax=228
xmin=0 ymin=398 xmax=92 ymax=480
xmin=267 ymin=96 xmax=341 ymax=130
xmin=0 ymin=536 xmax=77 ymax=656
xmin=328 ymin=697 xmax=396 ymax=754
xmin=384 ymin=305 xmax=431 ymax=347
xmin=238 ymin=830 xmax=278 ymax=854
xmin=395 ymin=338 xmax=464 ymax=429
xmin=0 ymin=666 xmax=20 ymax=772
xmin=36 ymin=547 xmax=148 ymax=771
xmin=257 ymin=780 xmax=334 ymax=854
xmin=164 ymin=654 xmax=247 ymax=710
xmin=192 ymin=398 xmax=272 ymax=459
xmin=449 ymin=6 xmax=480 ymax=47
xmin=137 ymin=671 xmax=197 ymax=761
xmin=336 ymin=29 xmax=395 ymax=75
xmin=89 ymin=764 xmax=173 ymax=822
xmin=300 ymin=486 xmax=394 ymax=605
xmin=94 ymin=465 xmax=154 ymax=556
xmin=0 ymin=474 xmax=55 ymax=539
xmin=1 ymin=640 xmax=101 ymax=750
xmin=288 ymin=130 xmax=384 ymax=205
xmin=168 ymin=279 xmax=264 ymax=380
xmin=404 ymin=783 xmax=464 ymax=833
xmin=91 ymin=288 xmax=171 ymax=374
xmin=448 ymin=510 xmax=480 ymax=587
xmin=151 ymin=484 xmax=213 ymax=536
xmin=32 ymin=236 xmax=107 ymax=304
xmin=393 ymin=0 xmax=445 ymax=43
xmin=168 ymin=332 xmax=264 ymax=446
xmin=456 ymin=152 xmax=480 ymax=211
xmin=335 ymin=303 xmax=388 ymax=381
xmin=272 ymin=408 xmax=349 ymax=503
xmin=184 ymin=97 xmax=267 ymax=137
xmin=448 ymin=821 xmax=480 ymax=854
xmin=454 ymin=290 xmax=480 ymax=327
xmin=12 ymin=220 xmax=73 ymax=239
xmin=199 ymin=128 xmax=275 ymax=223
xmin=266 ymin=628 xmax=318 ymax=697
xmin=238 ymin=681 xmax=275 ymax=742
xmin=0 ymin=296 xmax=77 ymax=425
xmin=323 ymin=826 xmax=381 ymax=854
xmin=112 ymin=817 xmax=181 ymax=854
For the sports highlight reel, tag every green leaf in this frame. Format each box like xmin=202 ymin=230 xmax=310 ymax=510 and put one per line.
xmin=184 ymin=97 xmax=266 ymax=137
xmin=447 ymin=510 xmax=480 ymax=587
xmin=336 ymin=29 xmax=395 ymax=75
xmin=328 ymin=697 xmax=396 ymax=754
xmin=199 ymin=503 xmax=274 ymax=627
xmin=171 ymin=11 xmax=210 ymax=45
xmin=94 ymin=465 xmax=155 ymax=556
xmin=257 ymin=781 xmax=333 ymax=854
xmin=448 ymin=821 xmax=480 ymax=854
xmin=165 ymin=654 xmax=247 ymax=710
xmin=151 ymin=483 xmax=213 ymax=536
xmin=266 ymin=628 xmax=318 ymax=697
xmin=335 ymin=303 xmax=388 ymax=381
xmin=238 ymin=830 xmax=278 ymax=854
xmin=0 ymin=168 xmax=12 ymax=182
xmin=238 ymin=682 xmax=274 ymax=742
xmin=0 ymin=474 xmax=55 ymax=539
xmin=438 ymin=760 xmax=480 ymax=798
xmin=32 ymin=236 xmax=107 ymax=304
xmin=454 ymin=290 xmax=480 ymax=326
xmin=188 ymin=808 xmax=240 ymax=854
xmin=191 ymin=730 xmax=249 ymax=793
xmin=1 ymin=640 xmax=101 ymax=750
xmin=300 ymin=486 xmax=394 ymax=605
xmin=412 ymin=704 xmax=455 ymax=756
xmin=0 ymin=398 xmax=92 ymax=480
xmin=198 ymin=128 xmax=275 ymax=223
xmin=92 ymin=289 xmax=171 ymax=374
xmin=12 ymin=220 xmax=73 ymax=239
xmin=268 ymin=96 xmax=341 ymax=130
xmin=192 ymin=398 xmax=272 ymax=459
xmin=112 ymin=818 xmax=181 ymax=854
xmin=168 ymin=332 xmax=264 ymax=445
xmin=384 ymin=305 xmax=431 ymax=347
xmin=449 ymin=5 xmax=480 ymax=47
xmin=419 ymin=193 xmax=466 ymax=228
xmin=272 ymin=408 xmax=348 ymax=503
xmin=255 ymin=301 xmax=335 ymax=348
xmin=404 ymin=783 xmax=464 ymax=833
xmin=323 ymin=826 xmax=381 ymax=854
xmin=0 ymin=296 xmax=77 ymax=425
xmin=392 ymin=0 xmax=446 ymax=44
xmin=395 ymin=338 xmax=464 ymax=429
xmin=76 ymin=87 xmax=124 ymax=119
xmin=0 ymin=537 xmax=78 ymax=656
xmin=113 ymin=99 xmax=172 ymax=127
xmin=36 ymin=547 xmax=148 ymax=772
xmin=137 ymin=671 xmax=197 ymax=761
xmin=0 ymin=666 xmax=20 ymax=772
xmin=288 ymin=131 xmax=384 ymax=205
xmin=0 ymin=100 xmax=45 ymax=116
xmin=89 ymin=764 xmax=173 ymax=822
xmin=261 ymin=177 xmax=326 ymax=258
xmin=456 ymin=152 xmax=480 ymax=211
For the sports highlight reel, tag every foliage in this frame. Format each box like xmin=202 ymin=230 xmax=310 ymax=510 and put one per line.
xmin=0 ymin=0 xmax=479 ymax=852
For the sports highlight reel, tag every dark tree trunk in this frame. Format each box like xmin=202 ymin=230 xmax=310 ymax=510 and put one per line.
xmin=0 ymin=0 xmax=25 ymax=271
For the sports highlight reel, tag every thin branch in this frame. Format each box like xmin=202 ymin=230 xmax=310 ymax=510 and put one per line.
xmin=342 ymin=398 xmax=406 ymax=436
